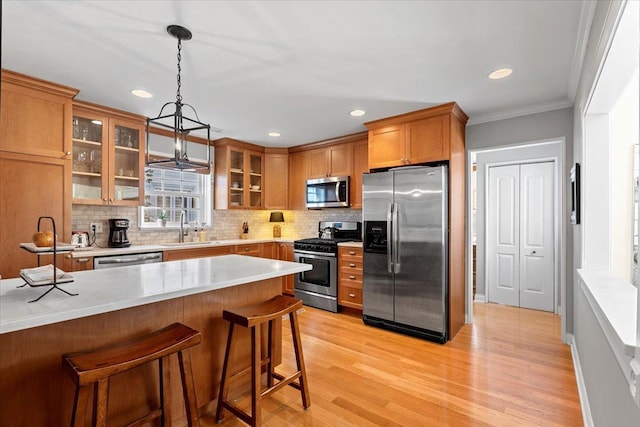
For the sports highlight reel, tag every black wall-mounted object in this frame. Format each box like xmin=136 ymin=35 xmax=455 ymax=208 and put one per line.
xmin=570 ymin=163 xmax=580 ymax=225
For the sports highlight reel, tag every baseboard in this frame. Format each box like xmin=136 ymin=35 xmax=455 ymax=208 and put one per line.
xmin=568 ymin=333 xmax=594 ymax=427
xmin=474 ymin=294 xmax=486 ymax=303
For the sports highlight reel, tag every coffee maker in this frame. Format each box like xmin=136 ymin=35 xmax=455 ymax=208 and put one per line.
xmin=108 ymin=218 xmax=131 ymax=248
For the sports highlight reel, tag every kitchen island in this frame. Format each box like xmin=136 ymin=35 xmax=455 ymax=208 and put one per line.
xmin=0 ymin=255 xmax=310 ymax=425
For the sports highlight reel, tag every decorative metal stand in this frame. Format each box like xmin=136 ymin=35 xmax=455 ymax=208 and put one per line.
xmin=18 ymin=216 xmax=78 ymax=303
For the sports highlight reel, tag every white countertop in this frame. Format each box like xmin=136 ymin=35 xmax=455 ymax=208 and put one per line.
xmin=68 ymin=238 xmax=297 ymax=258
xmin=577 ymin=269 xmax=638 ymax=356
xmin=338 ymin=241 xmax=363 ymax=248
xmin=0 ymin=255 xmax=311 ymax=335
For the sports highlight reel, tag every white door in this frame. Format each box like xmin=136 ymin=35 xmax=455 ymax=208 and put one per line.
xmin=487 ymin=162 xmax=554 ymax=311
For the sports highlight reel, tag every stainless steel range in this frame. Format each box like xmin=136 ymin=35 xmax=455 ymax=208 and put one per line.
xmin=294 ymin=221 xmax=362 ymax=312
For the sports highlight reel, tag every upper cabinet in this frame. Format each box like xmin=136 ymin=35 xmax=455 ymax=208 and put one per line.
xmin=215 ymin=138 xmax=264 ymax=210
xmin=365 ymin=103 xmax=467 ymax=170
xmin=308 ymin=144 xmax=352 ymax=178
xmin=264 ymin=150 xmax=289 ymax=210
xmin=72 ymin=101 xmax=146 ymax=206
xmin=0 ymin=69 xmax=77 ymax=159
xmin=288 ymin=150 xmax=309 ymax=210
xmin=350 ymin=137 xmax=369 ymax=209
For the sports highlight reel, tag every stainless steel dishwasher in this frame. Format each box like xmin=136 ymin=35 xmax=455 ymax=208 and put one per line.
xmin=93 ymin=252 xmax=163 ymax=269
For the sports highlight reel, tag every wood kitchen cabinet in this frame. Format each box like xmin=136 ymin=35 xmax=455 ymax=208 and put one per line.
xmin=63 ymin=254 xmax=94 ymax=272
xmin=308 ymin=144 xmax=352 ymax=179
xmin=277 ymin=242 xmax=295 ymax=295
xmin=163 ymin=245 xmax=232 ymax=262
xmin=0 ymin=70 xmax=77 ymax=279
xmin=71 ymin=101 xmax=146 ymax=206
xmin=215 ymin=138 xmax=264 ymax=210
xmin=338 ymin=246 xmax=363 ymax=310
xmin=234 ymin=243 xmax=262 ymax=257
xmin=350 ymin=137 xmax=369 ymax=209
xmin=264 ymin=150 xmax=289 ymax=209
xmin=366 ymin=103 xmax=463 ymax=170
xmin=287 ymin=150 xmax=309 ymax=210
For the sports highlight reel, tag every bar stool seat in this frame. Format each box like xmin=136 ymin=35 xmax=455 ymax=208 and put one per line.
xmin=215 ymin=295 xmax=310 ymax=426
xmin=63 ymin=322 xmax=201 ymax=427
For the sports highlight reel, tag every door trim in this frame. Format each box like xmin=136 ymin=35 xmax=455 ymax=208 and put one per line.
xmin=467 ymin=138 xmax=566 ymax=341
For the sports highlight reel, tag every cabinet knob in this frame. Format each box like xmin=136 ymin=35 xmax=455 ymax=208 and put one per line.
xmin=109 ymin=198 xmax=114 ymax=203
xmin=245 ymin=247 xmax=250 ymax=251
xmin=348 ymin=293 xmax=356 ymax=298
xmin=65 ymin=254 xmax=72 ymax=259
xmin=65 ymin=151 xmax=71 ymax=156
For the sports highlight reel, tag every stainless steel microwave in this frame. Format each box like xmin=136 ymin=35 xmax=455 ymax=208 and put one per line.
xmin=306 ymin=176 xmax=350 ymax=208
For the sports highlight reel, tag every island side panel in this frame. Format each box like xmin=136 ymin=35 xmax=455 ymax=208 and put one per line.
xmin=0 ymin=277 xmax=284 ymax=426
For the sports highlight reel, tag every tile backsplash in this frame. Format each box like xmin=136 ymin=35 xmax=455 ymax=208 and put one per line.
xmin=72 ymin=205 xmax=362 ymax=247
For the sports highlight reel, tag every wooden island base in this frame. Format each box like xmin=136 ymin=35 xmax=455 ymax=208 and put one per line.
xmin=0 ymin=277 xmax=282 ymax=426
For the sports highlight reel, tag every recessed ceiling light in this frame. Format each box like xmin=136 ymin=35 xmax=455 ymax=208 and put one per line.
xmin=349 ymin=109 xmax=366 ymax=117
xmin=268 ymin=132 xmax=281 ymax=137
xmin=488 ymin=68 xmax=513 ymax=80
xmin=131 ymin=89 xmax=153 ymax=98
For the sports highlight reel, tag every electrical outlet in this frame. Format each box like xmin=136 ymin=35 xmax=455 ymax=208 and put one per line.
xmin=90 ymin=222 xmax=103 ymax=233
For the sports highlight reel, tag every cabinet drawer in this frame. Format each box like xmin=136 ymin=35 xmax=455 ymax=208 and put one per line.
xmin=339 ymin=259 xmax=362 ymax=271
xmin=234 ymin=244 xmax=261 ymax=257
xmin=340 ymin=271 xmax=362 ymax=285
xmin=339 ymin=246 xmax=362 ymax=258
xmin=339 ymin=285 xmax=363 ymax=308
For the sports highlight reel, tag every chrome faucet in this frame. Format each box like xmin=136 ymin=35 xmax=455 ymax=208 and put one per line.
xmin=179 ymin=210 xmax=189 ymax=243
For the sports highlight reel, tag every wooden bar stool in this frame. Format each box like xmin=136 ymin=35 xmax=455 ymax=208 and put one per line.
xmin=62 ymin=322 xmax=201 ymax=427
xmin=215 ymin=295 xmax=310 ymax=426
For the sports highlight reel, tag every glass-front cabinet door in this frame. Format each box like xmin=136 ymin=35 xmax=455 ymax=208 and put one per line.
xmin=110 ymin=119 xmax=143 ymax=205
xmin=72 ymin=104 xmax=145 ymax=206
xmin=248 ymin=151 xmax=263 ymax=209
xmin=72 ymin=112 xmax=107 ymax=204
xmin=229 ymin=148 xmax=245 ymax=208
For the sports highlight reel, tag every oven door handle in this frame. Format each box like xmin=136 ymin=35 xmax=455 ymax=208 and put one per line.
xmin=293 ymin=249 xmax=336 ymax=258
xmin=387 ymin=203 xmax=393 ymax=273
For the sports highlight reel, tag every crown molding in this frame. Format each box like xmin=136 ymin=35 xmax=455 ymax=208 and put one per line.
xmin=467 ymin=99 xmax=573 ymax=126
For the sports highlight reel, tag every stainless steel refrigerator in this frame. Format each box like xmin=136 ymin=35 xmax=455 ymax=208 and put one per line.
xmin=362 ymin=165 xmax=448 ymax=343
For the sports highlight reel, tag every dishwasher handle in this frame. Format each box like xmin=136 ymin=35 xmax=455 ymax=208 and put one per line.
xmin=95 ymin=253 xmax=163 ymax=266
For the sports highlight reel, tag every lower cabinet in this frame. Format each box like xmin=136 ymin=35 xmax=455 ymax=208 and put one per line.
xmin=338 ymin=246 xmax=363 ymax=310
xmin=63 ymin=254 xmax=94 ymax=272
xmin=163 ymin=245 xmax=233 ymax=262
xmin=277 ymin=242 xmax=295 ymax=296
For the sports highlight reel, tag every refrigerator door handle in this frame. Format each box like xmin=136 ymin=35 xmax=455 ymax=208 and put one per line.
xmin=392 ymin=202 xmax=400 ymax=273
xmin=387 ymin=203 xmax=393 ymax=273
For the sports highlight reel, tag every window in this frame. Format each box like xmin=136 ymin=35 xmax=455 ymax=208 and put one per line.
xmin=139 ymin=167 xmax=212 ymax=228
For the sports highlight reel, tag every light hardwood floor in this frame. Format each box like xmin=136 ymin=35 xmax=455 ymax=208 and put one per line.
xmin=204 ymin=303 xmax=582 ymax=426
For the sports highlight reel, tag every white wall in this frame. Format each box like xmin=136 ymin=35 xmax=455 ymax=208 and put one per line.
xmin=572 ymin=0 xmax=640 ymax=424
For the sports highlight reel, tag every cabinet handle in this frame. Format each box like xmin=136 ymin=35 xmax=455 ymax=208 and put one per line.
xmin=348 ymin=293 xmax=356 ymax=298
xmin=349 ymin=263 xmax=356 ymax=267
xmin=109 ymin=198 xmax=114 ymax=203
xmin=245 ymin=247 xmax=250 ymax=251
xmin=65 ymin=254 xmax=72 ymax=259
xmin=349 ymin=275 xmax=356 ymax=280
xmin=77 ymin=258 xmax=89 ymax=263
xmin=349 ymin=251 xmax=356 ymax=255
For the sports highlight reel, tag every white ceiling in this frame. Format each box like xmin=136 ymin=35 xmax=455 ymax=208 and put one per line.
xmin=1 ymin=1 xmax=590 ymax=147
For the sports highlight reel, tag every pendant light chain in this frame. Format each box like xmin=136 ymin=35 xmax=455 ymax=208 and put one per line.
xmin=176 ymin=37 xmax=183 ymax=104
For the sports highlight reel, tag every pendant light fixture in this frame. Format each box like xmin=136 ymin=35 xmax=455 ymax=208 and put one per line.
xmin=146 ymin=25 xmax=211 ymax=173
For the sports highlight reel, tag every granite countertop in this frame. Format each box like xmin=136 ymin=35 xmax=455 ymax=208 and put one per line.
xmin=68 ymin=238 xmax=298 ymax=258
xmin=0 ymin=255 xmax=311 ymax=334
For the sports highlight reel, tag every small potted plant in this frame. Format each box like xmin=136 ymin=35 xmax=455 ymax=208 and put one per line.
xmin=157 ymin=210 xmax=167 ymax=227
